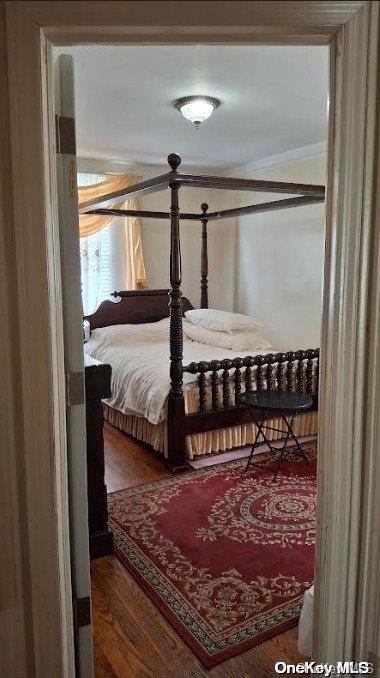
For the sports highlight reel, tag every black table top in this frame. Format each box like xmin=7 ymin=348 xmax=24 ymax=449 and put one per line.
xmin=237 ymin=389 xmax=313 ymax=412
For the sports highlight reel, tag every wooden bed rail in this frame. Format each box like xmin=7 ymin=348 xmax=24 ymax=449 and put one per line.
xmin=166 ymin=346 xmax=319 ymax=472
xmin=183 ymin=349 xmax=319 ymax=413
xmin=78 ymin=162 xmax=325 ymax=213
xmin=83 ymin=194 xmax=324 ymax=221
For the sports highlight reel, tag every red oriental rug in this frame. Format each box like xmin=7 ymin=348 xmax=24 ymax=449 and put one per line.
xmin=108 ymin=441 xmax=317 ymax=668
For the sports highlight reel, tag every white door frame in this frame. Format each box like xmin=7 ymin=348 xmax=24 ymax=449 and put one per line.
xmin=3 ymin=1 xmax=380 ymax=675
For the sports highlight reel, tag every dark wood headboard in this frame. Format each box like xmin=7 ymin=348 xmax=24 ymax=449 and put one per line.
xmin=84 ymin=289 xmax=194 ymax=330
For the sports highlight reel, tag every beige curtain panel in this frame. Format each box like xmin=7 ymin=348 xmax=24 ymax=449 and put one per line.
xmin=78 ymin=174 xmax=146 ymax=288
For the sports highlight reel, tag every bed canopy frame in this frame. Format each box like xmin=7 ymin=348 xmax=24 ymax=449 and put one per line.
xmin=84 ymin=154 xmax=324 ymax=472
xmin=82 ymin=153 xmax=325 ymax=311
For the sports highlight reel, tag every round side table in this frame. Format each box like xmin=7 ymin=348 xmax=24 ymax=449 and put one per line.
xmin=237 ymin=389 xmax=313 ymax=481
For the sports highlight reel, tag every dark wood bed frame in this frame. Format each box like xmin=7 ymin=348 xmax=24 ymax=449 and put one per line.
xmin=84 ymin=154 xmax=322 ymax=472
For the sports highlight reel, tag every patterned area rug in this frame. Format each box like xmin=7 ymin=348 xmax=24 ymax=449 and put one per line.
xmin=108 ymin=441 xmax=317 ymax=668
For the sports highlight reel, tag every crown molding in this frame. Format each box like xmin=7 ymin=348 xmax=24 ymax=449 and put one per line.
xmin=77 ymin=141 xmax=327 ymax=178
xmin=76 ymin=156 xmax=165 ymax=176
xmin=226 ymin=141 xmax=327 ymax=174
xmin=76 ymin=156 xmax=223 ymax=176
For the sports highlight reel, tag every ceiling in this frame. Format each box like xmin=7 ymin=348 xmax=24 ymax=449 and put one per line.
xmin=56 ymin=45 xmax=329 ymax=171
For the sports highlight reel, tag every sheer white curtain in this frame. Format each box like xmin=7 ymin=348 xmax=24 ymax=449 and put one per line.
xmin=78 ymin=172 xmax=132 ymax=314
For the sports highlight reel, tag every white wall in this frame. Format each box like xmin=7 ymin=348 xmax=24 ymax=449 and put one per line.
xmin=234 ymin=155 xmax=326 ymax=348
xmin=140 ymin=186 xmax=237 ymax=310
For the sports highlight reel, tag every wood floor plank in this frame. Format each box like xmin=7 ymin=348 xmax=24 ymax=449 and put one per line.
xmin=104 ymin=423 xmax=169 ymax=492
xmin=92 ymin=557 xmax=204 ymax=677
xmin=93 ymin=649 xmax=118 ymax=678
xmin=92 ymin=597 xmax=152 ymax=676
xmin=92 ymin=424 xmax=306 ymax=676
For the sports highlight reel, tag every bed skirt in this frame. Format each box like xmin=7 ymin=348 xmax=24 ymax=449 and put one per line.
xmin=103 ymin=404 xmax=318 ymax=460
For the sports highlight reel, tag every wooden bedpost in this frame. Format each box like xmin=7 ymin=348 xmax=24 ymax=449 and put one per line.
xmin=166 ymin=153 xmax=188 ymax=472
xmin=200 ymin=202 xmax=209 ymax=309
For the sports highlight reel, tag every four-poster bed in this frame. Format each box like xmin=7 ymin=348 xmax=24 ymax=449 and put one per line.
xmin=84 ymin=154 xmax=324 ymax=472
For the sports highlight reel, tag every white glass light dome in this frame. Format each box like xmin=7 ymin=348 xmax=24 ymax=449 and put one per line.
xmin=173 ymin=96 xmax=221 ymax=128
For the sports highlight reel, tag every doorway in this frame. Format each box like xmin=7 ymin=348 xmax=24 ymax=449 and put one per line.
xmin=56 ymin=43 xmax=327 ymax=673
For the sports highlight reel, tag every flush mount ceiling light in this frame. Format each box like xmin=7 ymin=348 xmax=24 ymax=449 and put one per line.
xmin=173 ymin=96 xmax=221 ymax=128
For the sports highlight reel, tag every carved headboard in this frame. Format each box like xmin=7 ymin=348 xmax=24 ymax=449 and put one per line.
xmin=84 ymin=289 xmax=194 ymax=330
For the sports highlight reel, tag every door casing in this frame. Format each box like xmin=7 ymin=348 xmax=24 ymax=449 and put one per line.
xmin=2 ymin=1 xmax=380 ymax=675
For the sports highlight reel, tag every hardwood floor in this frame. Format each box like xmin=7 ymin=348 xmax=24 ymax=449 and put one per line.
xmin=92 ymin=423 xmax=306 ymax=677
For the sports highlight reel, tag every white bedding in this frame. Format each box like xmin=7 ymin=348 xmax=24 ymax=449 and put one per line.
xmin=84 ymin=318 xmax=276 ymax=425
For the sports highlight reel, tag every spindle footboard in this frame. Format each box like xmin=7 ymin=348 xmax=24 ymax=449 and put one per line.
xmin=166 ymin=349 xmax=319 ymax=472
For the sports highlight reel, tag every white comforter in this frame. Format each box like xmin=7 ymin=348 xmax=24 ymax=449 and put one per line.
xmin=84 ymin=318 xmax=275 ymax=425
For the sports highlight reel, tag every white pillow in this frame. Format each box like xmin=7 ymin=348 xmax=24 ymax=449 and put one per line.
xmin=183 ymin=320 xmax=271 ymax=351
xmin=184 ymin=308 xmax=261 ymax=333
xmin=85 ymin=317 xmax=169 ymax=349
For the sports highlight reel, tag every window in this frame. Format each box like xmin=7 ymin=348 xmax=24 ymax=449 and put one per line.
xmin=78 ymin=172 xmax=113 ymax=314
